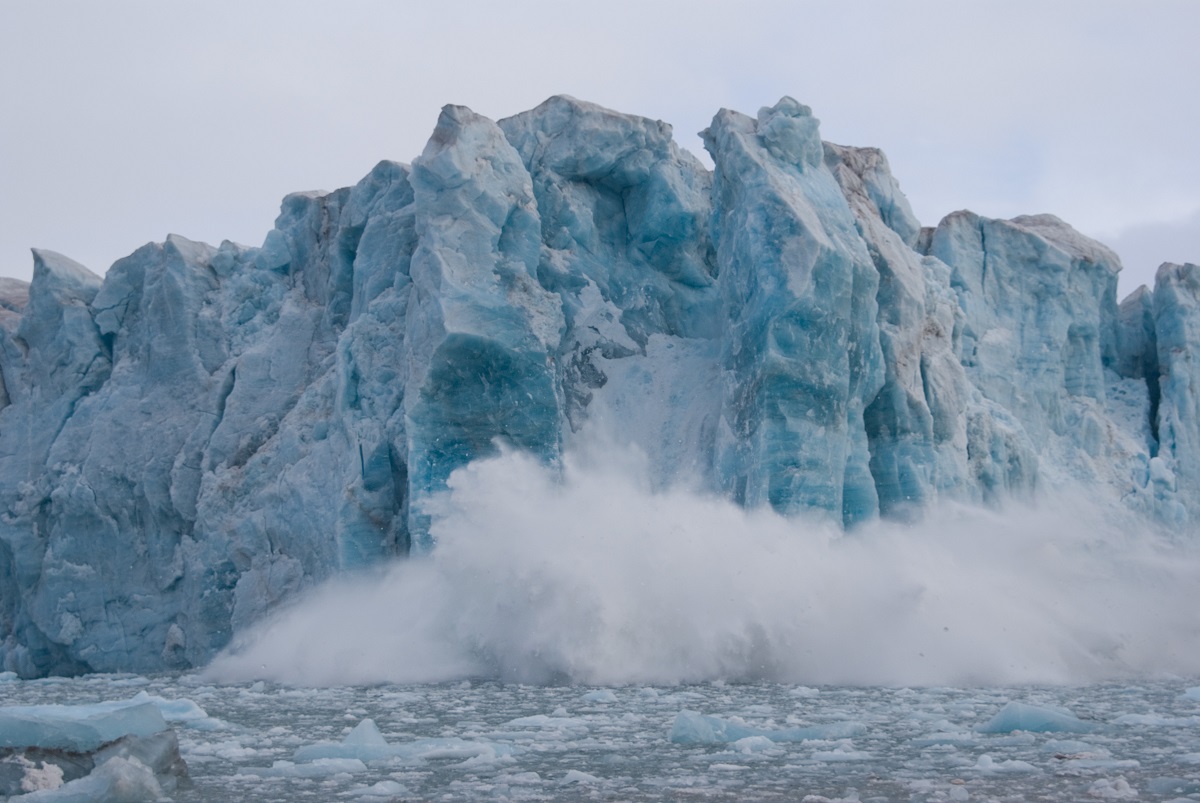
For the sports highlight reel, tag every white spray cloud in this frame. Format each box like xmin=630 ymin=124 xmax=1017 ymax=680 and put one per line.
xmin=207 ymin=447 xmax=1200 ymax=688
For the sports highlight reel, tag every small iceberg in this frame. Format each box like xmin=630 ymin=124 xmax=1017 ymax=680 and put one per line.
xmin=977 ymin=701 xmax=1095 ymax=734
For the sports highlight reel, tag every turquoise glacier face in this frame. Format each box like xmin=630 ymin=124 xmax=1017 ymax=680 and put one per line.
xmin=0 ymin=95 xmax=1195 ymax=676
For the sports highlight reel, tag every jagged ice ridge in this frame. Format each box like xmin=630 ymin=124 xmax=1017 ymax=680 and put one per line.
xmin=0 ymin=96 xmax=1196 ymax=677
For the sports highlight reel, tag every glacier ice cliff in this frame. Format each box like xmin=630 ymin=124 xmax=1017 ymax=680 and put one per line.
xmin=0 ymin=95 xmax=1197 ymax=676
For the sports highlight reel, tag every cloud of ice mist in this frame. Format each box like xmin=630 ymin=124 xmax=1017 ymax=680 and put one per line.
xmin=206 ymin=448 xmax=1200 ymax=688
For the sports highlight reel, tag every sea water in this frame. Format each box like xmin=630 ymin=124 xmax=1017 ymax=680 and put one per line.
xmin=5 ymin=673 xmax=1200 ymax=801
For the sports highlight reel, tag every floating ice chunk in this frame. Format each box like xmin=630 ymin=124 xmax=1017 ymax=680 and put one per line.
xmin=668 ymin=711 xmax=755 ymax=743
xmin=668 ymin=710 xmax=865 ymax=745
xmin=1181 ymin=686 xmax=1200 ymax=700
xmin=501 ymin=714 xmax=588 ymax=734
xmin=0 ymin=701 xmax=167 ymax=752
xmin=912 ymin=731 xmax=979 ymax=748
xmin=500 ymin=771 xmax=542 ymax=784
xmin=1087 ymin=776 xmax=1138 ymax=799
xmin=103 ymin=677 xmax=150 ymax=688
xmin=1066 ymin=758 xmax=1142 ymax=771
xmin=1042 ymin=738 xmax=1103 ymax=755
xmin=508 ymin=714 xmax=576 ymax=726
xmin=292 ymin=719 xmax=515 ymax=766
xmin=127 ymin=691 xmax=227 ymax=730
xmin=973 ymin=754 xmax=1040 ymax=773
xmin=347 ymin=779 xmax=408 ymax=797
xmin=1042 ymin=739 xmax=1138 ymax=771
xmin=413 ymin=740 xmax=514 ymax=762
xmin=811 ymin=742 xmax=871 ymax=761
xmin=1112 ymin=712 xmax=1200 ymax=727
xmin=1043 ymin=739 xmax=1135 ymax=770
xmin=731 ymin=735 xmax=777 ymax=754
xmin=242 ymin=758 xmax=369 ymax=778
xmin=0 ymin=705 xmax=187 ymax=801
xmin=17 ymin=756 xmax=162 ymax=803
xmin=562 ymin=769 xmax=600 ymax=784
xmin=580 ymin=690 xmax=618 ymax=704
xmin=977 ymin=701 xmax=1094 ymax=734
xmin=185 ymin=737 xmax=265 ymax=761
xmin=342 ymin=718 xmax=388 ymax=747
xmin=1146 ymin=777 xmax=1200 ymax=796
xmin=292 ymin=719 xmax=397 ymax=762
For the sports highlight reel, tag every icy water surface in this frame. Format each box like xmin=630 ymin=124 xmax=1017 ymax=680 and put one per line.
xmin=7 ymin=674 xmax=1200 ymax=801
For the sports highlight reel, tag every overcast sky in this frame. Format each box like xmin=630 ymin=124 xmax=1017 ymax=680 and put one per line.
xmin=2 ymin=1 xmax=1197 ymax=296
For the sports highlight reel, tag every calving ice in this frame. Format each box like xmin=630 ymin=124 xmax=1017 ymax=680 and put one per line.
xmin=0 ymin=96 xmax=1197 ymax=680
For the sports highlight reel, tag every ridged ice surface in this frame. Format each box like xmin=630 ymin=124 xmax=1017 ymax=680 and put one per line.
xmin=1 ymin=94 xmax=1199 ymax=676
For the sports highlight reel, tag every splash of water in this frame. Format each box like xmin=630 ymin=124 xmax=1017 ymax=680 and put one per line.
xmin=207 ymin=447 xmax=1200 ymax=687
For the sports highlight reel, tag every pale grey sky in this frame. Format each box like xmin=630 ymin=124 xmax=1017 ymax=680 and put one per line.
xmin=2 ymin=1 xmax=1197 ymax=296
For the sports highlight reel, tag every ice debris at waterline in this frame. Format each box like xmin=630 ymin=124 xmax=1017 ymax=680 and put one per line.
xmin=6 ymin=674 xmax=1200 ymax=802
xmin=0 ymin=94 xmax=1198 ymax=679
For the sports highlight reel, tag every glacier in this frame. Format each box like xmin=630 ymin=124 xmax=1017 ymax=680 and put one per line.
xmin=0 ymin=95 xmax=1197 ymax=677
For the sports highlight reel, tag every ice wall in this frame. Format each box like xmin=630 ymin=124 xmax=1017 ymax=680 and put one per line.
xmin=704 ymin=100 xmax=884 ymax=526
xmin=0 ymin=95 xmax=1194 ymax=677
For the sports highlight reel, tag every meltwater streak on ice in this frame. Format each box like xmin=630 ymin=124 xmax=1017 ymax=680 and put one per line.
xmin=207 ymin=448 xmax=1200 ymax=688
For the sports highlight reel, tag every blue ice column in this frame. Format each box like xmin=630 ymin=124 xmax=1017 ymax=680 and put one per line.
xmin=498 ymin=95 xmax=725 ymax=489
xmin=404 ymin=105 xmax=565 ymax=550
xmin=928 ymin=212 xmax=1126 ymax=500
xmin=1152 ymin=263 xmax=1200 ymax=523
xmin=0 ymin=251 xmax=109 ymax=677
xmin=825 ymin=144 xmax=973 ymax=515
xmin=930 ymin=213 xmax=1120 ymax=442
xmin=703 ymin=98 xmax=885 ymax=526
